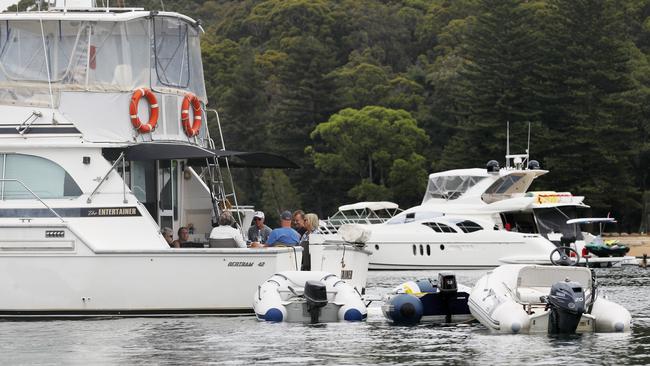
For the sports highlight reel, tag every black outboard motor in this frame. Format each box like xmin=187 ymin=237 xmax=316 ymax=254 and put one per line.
xmin=304 ymin=280 xmax=328 ymax=324
xmin=486 ymin=160 xmax=500 ymax=173
xmin=438 ymin=272 xmax=458 ymax=323
xmin=546 ymin=280 xmax=585 ymax=334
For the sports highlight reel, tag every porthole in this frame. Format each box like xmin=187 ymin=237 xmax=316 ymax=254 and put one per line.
xmin=375 ymin=244 xmax=379 ymax=250
xmin=426 ymin=244 xmax=431 ymax=256
xmin=419 ymin=244 xmax=424 ymax=256
xmin=440 ymin=244 xmax=445 ymax=250
xmin=412 ymin=244 xmax=416 ymax=256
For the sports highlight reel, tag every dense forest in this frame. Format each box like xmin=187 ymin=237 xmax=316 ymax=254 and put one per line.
xmin=8 ymin=0 xmax=650 ymax=231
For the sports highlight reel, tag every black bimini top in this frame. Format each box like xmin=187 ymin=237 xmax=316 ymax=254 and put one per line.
xmin=102 ymin=143 xmax=299 ymax=169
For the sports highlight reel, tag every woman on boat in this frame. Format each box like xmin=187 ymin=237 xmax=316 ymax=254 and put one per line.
xmin=300 ymin=213 xmax=320 ymax=270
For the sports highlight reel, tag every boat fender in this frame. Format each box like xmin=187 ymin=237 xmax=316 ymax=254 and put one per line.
xmin=129 ymin=88 xmax=159 ymax=133
xmin=181 ymin=93 xmax=203 ymax=137
xmin=264 ymin=308 xmax=284 ymax=322
xmin=386 ymin=294 xmax=423 ymax=325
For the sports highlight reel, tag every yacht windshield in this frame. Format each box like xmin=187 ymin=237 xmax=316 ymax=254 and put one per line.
xmin=534 ymin=207 xmax=585 ymax=242
xmin=422 ymin=175 xmax=484 ymax=202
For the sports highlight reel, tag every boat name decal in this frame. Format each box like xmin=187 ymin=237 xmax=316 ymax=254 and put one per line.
xmin=84 ymin=207 xmax=141 ymax=217
xmin=228 ymin=261 xmax=254 ymax=267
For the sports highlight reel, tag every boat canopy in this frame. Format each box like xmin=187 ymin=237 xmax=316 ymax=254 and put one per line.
xmin=0 ymin=12 xmax=206 ymax=107
xmin=102 ymin=143 xmax=299 ymax=169
xmin=338 ymin=201 xmax=399 ymax=212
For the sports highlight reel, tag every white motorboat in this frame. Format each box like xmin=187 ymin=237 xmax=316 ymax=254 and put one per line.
xmin=382 ymin=272 xmax=472 ymax=325
xmin=468 ymin=248 xmax=632 ymax=334
xmin=321 ymin=201 xmax=402 ymax=233
xmin=253 ymin=271 xmax=367 ymax=323
xmin=391 ymin=147 xmax=634 ymax=266
xmin=0 ymin=1 xmax=308 ymax=317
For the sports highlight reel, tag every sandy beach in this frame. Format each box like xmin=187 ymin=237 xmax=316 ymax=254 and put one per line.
xmin=604 ymin=234 xmax=650 ymax=257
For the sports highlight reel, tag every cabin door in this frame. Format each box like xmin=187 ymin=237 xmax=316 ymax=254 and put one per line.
xmin=158 ymin=160 xmax=179 ymax=231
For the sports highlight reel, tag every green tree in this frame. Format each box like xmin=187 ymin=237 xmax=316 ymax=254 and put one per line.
xmin=534 ymin=0 xmax=642 ymax=227
xmin=259 ymin=170 xmax=302 ymax=225
xmin=438 ymin=0 xmax=542 ymax=171
xmin=309 ymin=106 xmax=429 ymax=205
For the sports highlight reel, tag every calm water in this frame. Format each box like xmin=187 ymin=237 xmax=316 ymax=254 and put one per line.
xmin=1 ymin=267 xmax=648 ymax=365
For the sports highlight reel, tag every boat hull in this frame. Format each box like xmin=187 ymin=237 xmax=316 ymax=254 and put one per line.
xmin=0 ymin=248 xmax=301 ymax=318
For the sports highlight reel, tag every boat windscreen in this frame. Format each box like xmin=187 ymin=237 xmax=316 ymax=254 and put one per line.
xmin=423 ymin=175 xmax=484 ymax=202
xmin=534 ymin=207 xmax=585 ymax=242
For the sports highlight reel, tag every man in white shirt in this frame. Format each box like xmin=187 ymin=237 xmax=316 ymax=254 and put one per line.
xmin=208 ymin=211 xmax=246 ymax=248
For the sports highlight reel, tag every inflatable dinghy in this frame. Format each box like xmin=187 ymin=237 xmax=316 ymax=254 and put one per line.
xmin=254 ymin=271 xmax=367 ymax=323
xmin=468 ymin=247 xmax=632 ymax=334
xmin=382 ymin=272 xmax=472 ymax=325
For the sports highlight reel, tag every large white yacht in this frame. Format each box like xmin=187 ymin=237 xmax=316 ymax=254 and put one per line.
xmin=399 ymin=151 xmax=634 ymax=266
xmin=351 ymin=149 xmax=628 ymax=269
xmin=0 ymin=1 xmax=312 ymax=317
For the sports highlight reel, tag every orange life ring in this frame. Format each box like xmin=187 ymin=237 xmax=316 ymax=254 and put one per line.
xmin=181 ymin=93 xmax=202 ymax=137
xmin=129 ymin=88 xmax=159 ymax=133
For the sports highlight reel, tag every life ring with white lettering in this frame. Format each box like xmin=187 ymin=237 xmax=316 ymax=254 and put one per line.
xmin=181 ymin=93 xmax=203 ymax=137
xmin=129 ymin=88 xmax=159 ymax=133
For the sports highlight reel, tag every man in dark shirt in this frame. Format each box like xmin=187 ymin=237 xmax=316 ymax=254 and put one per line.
xmin=247 ymin=211 xmax=272 ymax=245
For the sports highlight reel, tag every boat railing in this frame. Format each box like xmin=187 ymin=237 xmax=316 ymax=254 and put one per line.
xmin=0 ymin=178 xmax=65 ymax=222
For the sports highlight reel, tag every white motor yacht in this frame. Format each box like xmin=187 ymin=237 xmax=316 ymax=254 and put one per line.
xmin=392 ymin=149 xmax=634 ymax=266
xmin=0 ymin=1 xmax=310 ymax=317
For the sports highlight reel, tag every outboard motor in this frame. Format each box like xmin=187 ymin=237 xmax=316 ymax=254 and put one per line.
xmin=438 ymin=272 xmax=458 ymax=323
xmin=486 ymin=160 xmax=500 ymax=173
xmin=546 ymin=280 xmax=585 ymax=334
xmin=304 ymin=280 xmax=328 ymax=324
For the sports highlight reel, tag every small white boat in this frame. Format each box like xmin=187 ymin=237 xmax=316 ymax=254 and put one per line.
xmin=468 ymin=248 xmax=632 ymax=334
xmin=382 ymin=272 xmax=473 ymax=325
xmin=254 ymin=271 xmax=367 ymax=323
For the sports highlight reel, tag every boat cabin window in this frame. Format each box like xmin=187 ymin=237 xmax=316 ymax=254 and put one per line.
xmin=455 ymin=220 xmax=483 ymax=233
xmin=422 ymin=222 xmax=457 ymax=233
xmin=387 ymin=210 xmax=443 ymax=224
xmin=501 ymin=212 xmax=537 ymax=233
xmin=0 ymin=154 xmax=81 ymax=199
xmin=423 ymin=175 xmax=484 ymax=201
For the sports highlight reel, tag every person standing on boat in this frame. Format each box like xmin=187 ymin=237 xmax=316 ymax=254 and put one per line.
xmin=292 ymin=210 xmax=307 ymax=236
xmin=299 ymin=213 xmax=321 ymax=270
xmin=255 ymin=211 xmax=300 ymax=247
xmin=247 ymin=211 xmax=272 ymax=246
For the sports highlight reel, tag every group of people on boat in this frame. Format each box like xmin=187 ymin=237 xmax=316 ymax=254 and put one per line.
xmin=160 ymin=208 xmax=320 ymax=251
